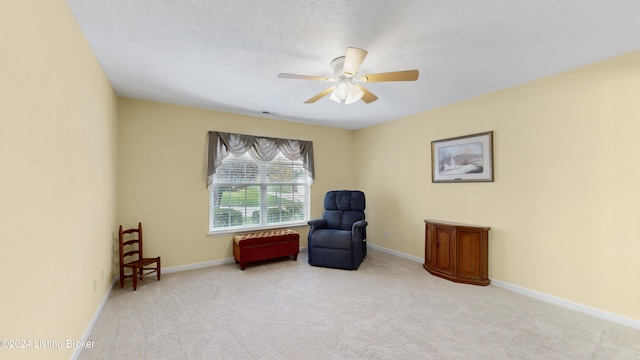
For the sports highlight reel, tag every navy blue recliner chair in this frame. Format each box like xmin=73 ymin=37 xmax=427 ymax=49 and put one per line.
xmin=307 ymin=190 xmax=367 ymax=270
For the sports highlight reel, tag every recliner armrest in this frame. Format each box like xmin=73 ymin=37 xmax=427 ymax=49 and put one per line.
xmin=352 ymin=220 xmax=367 ymax=242
xmin=307 ymin=218 xmax=327 ymax=234
xmin=308 ymin=218 xmax=326 ymax=227
xmin=352 ymin=220 xmax=367 ymax=231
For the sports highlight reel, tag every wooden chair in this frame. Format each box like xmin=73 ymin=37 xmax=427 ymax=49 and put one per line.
xmin=119 ymin=222 xmax=161 ymax=291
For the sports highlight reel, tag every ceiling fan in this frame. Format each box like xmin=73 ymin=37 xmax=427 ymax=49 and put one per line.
xmin=278 ymin=47 xmax=419 ymax=105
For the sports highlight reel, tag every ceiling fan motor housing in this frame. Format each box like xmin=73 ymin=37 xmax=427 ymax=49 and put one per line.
xmin=331 ymin=56 xmax=347 ymax=77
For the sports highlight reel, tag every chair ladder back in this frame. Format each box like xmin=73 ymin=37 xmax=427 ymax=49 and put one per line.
xmin=120 ymin=223 xmax=143 ymax=255
xmin=122 ymin=249 xmax=141 ymax=262
xmin=122 ymin=239 xmax=140 ymax=258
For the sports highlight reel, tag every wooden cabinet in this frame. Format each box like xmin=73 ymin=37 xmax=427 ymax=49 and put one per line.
xmin=423 ymin=219 xmax=490 ymax=286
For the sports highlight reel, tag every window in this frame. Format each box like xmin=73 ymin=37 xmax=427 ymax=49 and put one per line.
xmin=209 ymin=152 xmax=311 ymax=233
xmin=207 ymin=131 xmax=314 ymax=234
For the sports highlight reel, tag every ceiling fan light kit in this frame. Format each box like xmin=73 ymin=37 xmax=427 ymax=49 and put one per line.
xmin=329 ymin=78 xmax=364 ymax=104
xmin=278 ymin=47 xmax=419 ymax=105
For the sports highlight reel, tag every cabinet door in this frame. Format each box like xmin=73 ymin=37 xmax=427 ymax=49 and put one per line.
xmin=434 ymin=226 xmax=454 ymax=276
xmin=424 ymin=223 xmax=434 ymax=268
xmin=456 ymin=229 xmax=485 ymax=281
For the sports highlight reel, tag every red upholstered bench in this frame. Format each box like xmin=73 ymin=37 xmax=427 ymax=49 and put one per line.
xmin=233 ymin=229 xmax=300 ymax=270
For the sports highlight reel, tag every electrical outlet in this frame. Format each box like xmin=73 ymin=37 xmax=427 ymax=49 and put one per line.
xmin=384 ymin=231 xmax=388 ymax=238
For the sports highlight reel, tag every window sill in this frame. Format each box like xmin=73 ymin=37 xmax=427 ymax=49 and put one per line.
xmin=208 ymin=221 xmax=309 ymax=237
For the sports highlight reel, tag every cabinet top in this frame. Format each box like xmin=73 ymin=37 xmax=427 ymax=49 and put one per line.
xmin=424 ymin=219 xmax=491 ymax=230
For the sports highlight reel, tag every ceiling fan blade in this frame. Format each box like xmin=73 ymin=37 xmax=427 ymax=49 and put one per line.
xmin=357 ymin=85 xmax=378 ymax=104
xmin=360 ymin=70 xmax=419 ymax=82
xmin=304 ymin=86 xmax=335 ymax=103
xmin=342 ymin=47 xmax=368 ymax=76
xmin=278 ymin=73 xmax=332 ymax=81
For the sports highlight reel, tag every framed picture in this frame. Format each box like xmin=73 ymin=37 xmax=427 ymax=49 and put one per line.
xmin=431 ymin=131 xmax=494 ymax=183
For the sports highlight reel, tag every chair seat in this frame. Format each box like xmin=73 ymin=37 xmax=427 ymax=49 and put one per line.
xmin=310 ymin=229 xmax=353 ymax=250
xmin=123 ymin=257 xmax=159 ymax=268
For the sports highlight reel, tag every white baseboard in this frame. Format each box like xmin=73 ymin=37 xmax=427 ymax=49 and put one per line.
xmin=490 ymin=279 xmax=640 ymax=330
xmin=369 ymin=243 xmax=640 ymax=331
xmin=71 ymin=277 xmax=118 ymax=360
xmin=162 ymin=257 xmax=236 ymax=274
xmin=368 ymin=243 xmax=424 ymax=263
xmin=162 ymin=247 xmax=308 ymax=273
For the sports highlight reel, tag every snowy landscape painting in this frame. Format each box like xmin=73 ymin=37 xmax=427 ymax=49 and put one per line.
xmin=431 ymin=131 xmax=494 ymax=182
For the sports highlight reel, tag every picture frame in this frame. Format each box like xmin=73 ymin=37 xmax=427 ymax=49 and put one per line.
xmin=431 ymin=131 xmax=494 ymax=183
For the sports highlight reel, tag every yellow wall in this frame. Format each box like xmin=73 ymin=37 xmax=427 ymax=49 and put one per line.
xmin=355 ymin=51 xmax=640 ymax=321
xmin=116 ymin=98 xmax=356 ymax=267
xmin=0 ymin=1 xmax=117 ymax=359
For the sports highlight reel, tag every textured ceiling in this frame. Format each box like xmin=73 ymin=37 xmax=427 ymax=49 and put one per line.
xmin=67 ymin=0 xmax=640 ymax=130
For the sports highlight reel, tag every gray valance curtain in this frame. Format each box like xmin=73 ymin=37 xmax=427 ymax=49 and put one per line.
xmin=207 ymin=131 xmax=315 ymax=187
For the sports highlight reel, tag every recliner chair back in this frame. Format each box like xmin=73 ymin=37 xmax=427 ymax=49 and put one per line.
xmin=322 ymin=190 xmax=366 ymax=230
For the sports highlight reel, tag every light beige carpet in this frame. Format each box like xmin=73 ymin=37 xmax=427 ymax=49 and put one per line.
xmin=79 ymin=249 xmax=640 ymax=359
